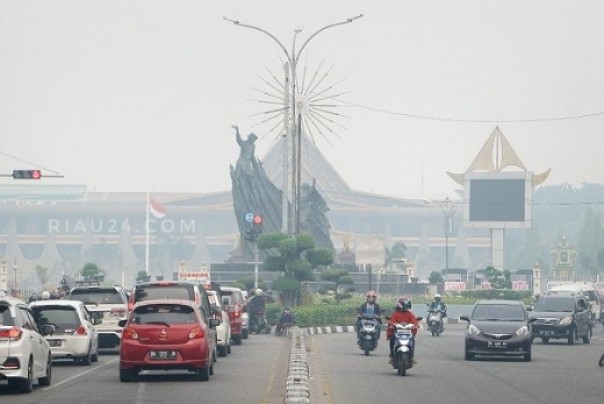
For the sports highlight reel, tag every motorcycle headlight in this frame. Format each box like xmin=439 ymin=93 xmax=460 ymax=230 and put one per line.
xmin=468 ymin=324 xmax=481 ymax=335
xmin=515 ymin=326 xmax=529 ymax=336
xmin=558 ymin=317 xmax=573 ymax=326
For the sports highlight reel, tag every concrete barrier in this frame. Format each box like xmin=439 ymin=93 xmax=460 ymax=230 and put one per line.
xmin=285 ymin=327 xmax=310 ymax=404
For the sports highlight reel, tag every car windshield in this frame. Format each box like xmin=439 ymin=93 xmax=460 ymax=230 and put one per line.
xmin=0 ymin=304 xmax=14 ymax=326
xmin=534 ymin=297 xmax=575 ymax=312
xmin=472 ymin=304 xmax=525 ymax=321
xmin=131 ymin=304 xmax=197 ymax=325
xmin=69 ymin=289 xmax=124 ymax=304
xmin=31 ymin=306 xmax=81 ymax=332
xmin=134 ymin=285 xmax=194 ymax=302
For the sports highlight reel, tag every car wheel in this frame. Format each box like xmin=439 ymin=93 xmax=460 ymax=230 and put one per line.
xmin=196 ymin=366 xmax=210 ymax=381
xmin=232 ymin=334 xmax=242 ymax=346
xmin=227 ymin=343 xmax=232 ymax=355
xmin=541 ymin=337 xmax=549 ymax=344
xmin=119 ymin=368 xmax=135 ymax=382
xmin=38 ymin=355 xmax=52 ymax=386
xmin=464 ymin=345 xmax=474 ymax=361
xmin=91 ymin=348 xmax=99 ymax=363
xmin=242 ymin=329 xmax=249 ymax=339
xmin=80 ymin=348 xmax=92 ymax=366
xmin=217 ymin=345 xmax=227 ymax=357
xmin=582 ymin=327 xmax=591 ymax=344
xmin=568 ymin=327 xmax=576 ymax=345
xmin=10 ymin=357 xmax=33 ymax=393
xmin=523 ymin=349 xmax=532 ymax=362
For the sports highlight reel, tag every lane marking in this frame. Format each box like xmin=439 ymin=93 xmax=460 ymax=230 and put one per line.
xmin=41 ymin=358 xmax=119 ymax=391
xmin=260 ymin=338 xmax=286 ymax=404
xmin=135 ymin=381 xmax=146 ymax=404
xmin=308 ymin=335 xmax=335 ymax=404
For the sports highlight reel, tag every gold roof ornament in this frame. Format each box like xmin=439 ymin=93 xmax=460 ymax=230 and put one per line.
xmin=447 ymin=126 xmax=550 ymax=186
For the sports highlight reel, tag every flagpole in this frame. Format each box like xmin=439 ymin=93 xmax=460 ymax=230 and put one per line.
xmin=145 ymin=191 xmax=150 ymax=275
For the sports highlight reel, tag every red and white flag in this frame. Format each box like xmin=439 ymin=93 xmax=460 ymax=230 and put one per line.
xmin=149 ymin=198 xmax=167 ymax=219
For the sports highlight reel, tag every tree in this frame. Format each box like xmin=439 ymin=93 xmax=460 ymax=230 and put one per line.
xmin=429 ymin=271 xmax=444 ymax=284
xmin=484 ymin=266 xmax=512 ymax=289
xmin=80 ymin=262 xmax=104 ymax=279
xmin=384 ymin=242 xmax=407 ymax=268
xmin=257 ymin=231 xmax=334 ymax=306
xmin=34 ymin=265 xmax=51 ymax=287
xmin=320 ymin=268 xmax=354 ymax=304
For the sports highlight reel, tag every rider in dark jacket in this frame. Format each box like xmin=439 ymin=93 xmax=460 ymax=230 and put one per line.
xmin=356 ymin=291 xmax=382 ymax=341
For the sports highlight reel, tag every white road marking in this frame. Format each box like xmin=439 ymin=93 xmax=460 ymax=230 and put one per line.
xmin=41 ymin=358 xmax=119 ymax=391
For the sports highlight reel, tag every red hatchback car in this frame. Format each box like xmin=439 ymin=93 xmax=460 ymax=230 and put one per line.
xmin=118 ymin=300 xmax=219 ymax=382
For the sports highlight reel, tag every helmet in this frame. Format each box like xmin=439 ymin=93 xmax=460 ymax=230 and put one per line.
xmin=396 ymin=296 xmax=412 ymax=310
xmin=434 ymin=293 xmax=441 ymax=300
xmin=41 ymin=291 xmax=50 ymax=300
xmin=255 ymin=288 xmax=264 ymax=296
xmin=366 ymin=290 xmax=377 ymax=301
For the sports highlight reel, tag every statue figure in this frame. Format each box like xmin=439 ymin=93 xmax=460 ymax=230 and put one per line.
xmin=233 ymin=124 xmax=258 ymax=176
xmin=300 ymin=179 xmax=334 ymax=250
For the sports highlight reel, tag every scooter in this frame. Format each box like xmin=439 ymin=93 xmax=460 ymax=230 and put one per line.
xmin=357 ymin=315 xmax=380 ymax=356
xmin=391 ymin=318 xmax=422 ymax=376
xmin=250 ymin=310 xmax=268 ymax=334
xmin=427 ymin=308 xmax=444 ymax=337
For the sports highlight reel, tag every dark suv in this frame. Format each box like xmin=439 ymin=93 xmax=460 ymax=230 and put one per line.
xmin=530 ymin=293 xmax=592 ymax=345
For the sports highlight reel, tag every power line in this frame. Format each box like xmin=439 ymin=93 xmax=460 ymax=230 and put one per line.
xmin=343 ymin=101 xmax=604 ymax=123
xmin=0 ymin=151 xmax=61 ymax=175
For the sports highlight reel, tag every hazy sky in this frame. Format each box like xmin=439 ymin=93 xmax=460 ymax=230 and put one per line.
xmin=1 ymin=0 xmax=603 ymax=199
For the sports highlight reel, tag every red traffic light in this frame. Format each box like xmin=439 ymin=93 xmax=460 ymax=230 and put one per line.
xmin=253 ymin=215 xmax=263 ymax=224
xmin=12 ymin=170 xmax=42 ymax=180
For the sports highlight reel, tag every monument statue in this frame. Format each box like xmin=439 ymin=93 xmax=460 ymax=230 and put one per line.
xmin=300 ymin=179 xmax=334 ymax=250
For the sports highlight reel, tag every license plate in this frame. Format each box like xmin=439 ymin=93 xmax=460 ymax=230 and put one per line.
xmin=539 ymin=330 xmax=554 ymax=336
xmin=487 ymin=341 xmax=507 ymax=348
xmin=47 ymin=339 xmax=61 ymax=347
xmin=149 ymin=350 xmax=177 ymax=360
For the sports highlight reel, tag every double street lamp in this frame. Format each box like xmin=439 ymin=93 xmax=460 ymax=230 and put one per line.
xmin=224 ymin=14 xmax=363 ymax=236
xmin=436 ymin=197 xmax=456 ymax=282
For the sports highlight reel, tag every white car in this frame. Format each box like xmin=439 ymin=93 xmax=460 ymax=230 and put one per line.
xmin=29 ymin=299 xmax=100 ymax=365
xmin=207 ymin=290 xmax=231 ymax=357
xmin=0 ymin=294 xmax=53 ymax=393
xmin=66 ymin=283 xmax=129 ymax=352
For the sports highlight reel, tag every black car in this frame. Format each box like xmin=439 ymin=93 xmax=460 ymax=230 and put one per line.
xmin=530 ymin=293 xmax=591 ymax=345
xmin=461 ymin=300 xmax=534 ymax=361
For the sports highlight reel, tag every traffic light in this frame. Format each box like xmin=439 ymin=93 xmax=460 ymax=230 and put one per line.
xmin=244 ymin=228 xmax=254 ymax=242
xmin=252 ymin=214 xmax=263 ymax=237
xmin=12 ymin=170 xmax=42 ymax=180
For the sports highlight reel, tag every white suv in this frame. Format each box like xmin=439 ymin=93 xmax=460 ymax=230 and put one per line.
xmin=207 ymin=290 xmax=231 ymax=357
xmin=1 ymin=294 xmax=53 ymax=393
xmin=66 ymin=283 xmax=128 ymax=352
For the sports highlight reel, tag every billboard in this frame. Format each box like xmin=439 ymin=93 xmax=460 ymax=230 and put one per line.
xmin=464 ymin=171 xmax=533 ymax=229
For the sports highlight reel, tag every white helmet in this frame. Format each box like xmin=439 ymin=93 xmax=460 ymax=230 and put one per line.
xmin=434 ymin=293 xmax=441 ymax=299
xmin=41 ymin=291 xmax=51 ymax=300
xmin=255 ymin=288 xmax=264 ymax=296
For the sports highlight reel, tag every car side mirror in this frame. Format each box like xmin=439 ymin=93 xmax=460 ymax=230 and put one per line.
xmin=93 ymin=317 xmax=103 ymax=325
xmin=222 ymin=298 xmax=229 ymax=306
xmin=208 ymin=318 xmax=220 ymax=328
xmin=416 ymin=316 xmax=423 ymax=322
xmin=528 ymin=317 xmax=537 ymax=323
xmin=41 ymin=324 xmax=55 ymax=336
xmin=460 ymin=315 xmax=470 ymax=322
xmin=526 ymin=306 xmax=533 ymax=311
xmin=118 ymin=319 xmax=128 ymax=327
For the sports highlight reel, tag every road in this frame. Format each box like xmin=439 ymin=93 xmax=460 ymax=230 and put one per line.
xmin=309 ymin=323 xmax=604 ymax=404
xmin=0 ymin=333 xmax=290 ymax=404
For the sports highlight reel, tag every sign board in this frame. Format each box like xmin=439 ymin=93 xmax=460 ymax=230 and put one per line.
xmin=245 ymin=212 xmax=254 ymax=223
xmin=177 ymin=271 xmax=210 ymax=284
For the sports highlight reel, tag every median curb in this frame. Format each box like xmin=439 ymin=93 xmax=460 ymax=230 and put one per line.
xmin=285 ymin=327 xmax=310 ymax=404
xmin=302 ymin=318 xmax=460 ymax=336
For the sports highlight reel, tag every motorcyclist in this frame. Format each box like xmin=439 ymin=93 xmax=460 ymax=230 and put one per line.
xmin=247 ymin=288 xmax=267 ymax=331
xmin=275 ymin=307 xmax=295 ymax=335
xmin=356 ymin=290 xmax=382 ymax=342
xmin=428 ymin=293 xmax=447 ymax=330
xmin=387 ymin=296 xmax=419 ymax=364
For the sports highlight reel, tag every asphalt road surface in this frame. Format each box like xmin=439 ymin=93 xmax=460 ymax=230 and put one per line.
xmin=0 ymin=332 xmax=291 ymax=404
xmin=308 ymin=322 xmax=604 ymax=404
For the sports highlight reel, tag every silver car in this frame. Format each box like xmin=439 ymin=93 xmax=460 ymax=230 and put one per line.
xmin=29 ymin=299 xmax=100 ymax=365
xmin=207 ymin=290 xmax=231 ymax=357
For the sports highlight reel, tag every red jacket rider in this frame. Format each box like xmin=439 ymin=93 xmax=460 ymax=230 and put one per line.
xmin=386 ymin=306 xmax=419 ymax=340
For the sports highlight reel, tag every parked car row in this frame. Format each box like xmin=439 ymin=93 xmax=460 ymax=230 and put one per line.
xmin=1 ymin=280 xmax=266 ymax=392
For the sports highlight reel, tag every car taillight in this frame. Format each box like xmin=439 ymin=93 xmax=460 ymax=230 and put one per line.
xmin=1 ymin=357 xmax=20 ymax=369
xmin=123 ymin=327 xmax=139 ymax=340
xmin=76 ymin=326 xmax=87 ymax=336
xmin=111 ymin=308 xmax=126 ymax=317
xmin=188 ymin=326 xmax=205 ymax=340
xmin=0 ymin=327 xmax=23 ymax=341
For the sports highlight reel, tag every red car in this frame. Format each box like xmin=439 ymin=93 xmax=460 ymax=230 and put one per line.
xmin=118 ymin=300 xmax=219 ymax=382
xmin=219 ymin=287 xmax=247 ymax=345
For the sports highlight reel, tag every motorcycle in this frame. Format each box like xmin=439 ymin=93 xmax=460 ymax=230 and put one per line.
xmin=427 ymin=307 xmax=444 ymax=337
xmin=357 ymin=314 xmax=380 ymax=356
xmin=599 ymin=353 xmax=604 ymax=367
xmin=390 ymin=318 xmax=422 ymax=376
xmin=250 ymin=310 xmax=268 ymax=334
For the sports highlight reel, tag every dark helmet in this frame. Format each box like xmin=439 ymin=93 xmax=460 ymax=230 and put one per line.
xmin=397 ymin=296 xmax=412 ymax=310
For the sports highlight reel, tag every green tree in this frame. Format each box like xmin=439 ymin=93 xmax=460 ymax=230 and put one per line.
xmin=384 ymin=242 xmax=407 ymax=268
xmin=429 ymin=271 xmax=444 ymax=284
xmin=257 ymin=232 xmax=334 ymax=306
xmin=484 ymin=266 xmax=512 ymax=289
xmin=320 ymin=268 xmax=355 ymax=303
xmin=80 ymin=262 xmax=104 ymax=279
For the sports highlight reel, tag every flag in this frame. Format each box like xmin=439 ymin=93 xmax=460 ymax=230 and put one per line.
xmin=149 ymin=198 xmax=167 ymax=219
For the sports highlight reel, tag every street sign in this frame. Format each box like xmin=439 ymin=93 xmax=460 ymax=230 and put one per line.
xmin=245 ymin=212 xmax=254 ymax=223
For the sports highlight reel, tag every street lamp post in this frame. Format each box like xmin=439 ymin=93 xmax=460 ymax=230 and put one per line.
xmin=224 ymin=15 xmax=363 ymax=235
xmin=436 ymin=197 xmax=456 ymax=284
xmin=12 ymin=259 xmax=18 ymax=296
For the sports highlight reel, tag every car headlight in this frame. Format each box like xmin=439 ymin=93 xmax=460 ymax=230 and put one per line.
xmin=515 ymin=326 xmax=529 ymax=336
xmin=558 ymin=317 xmax=573 ymax=326
xmin=468 ymin=324 xmax=481 ymax=335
